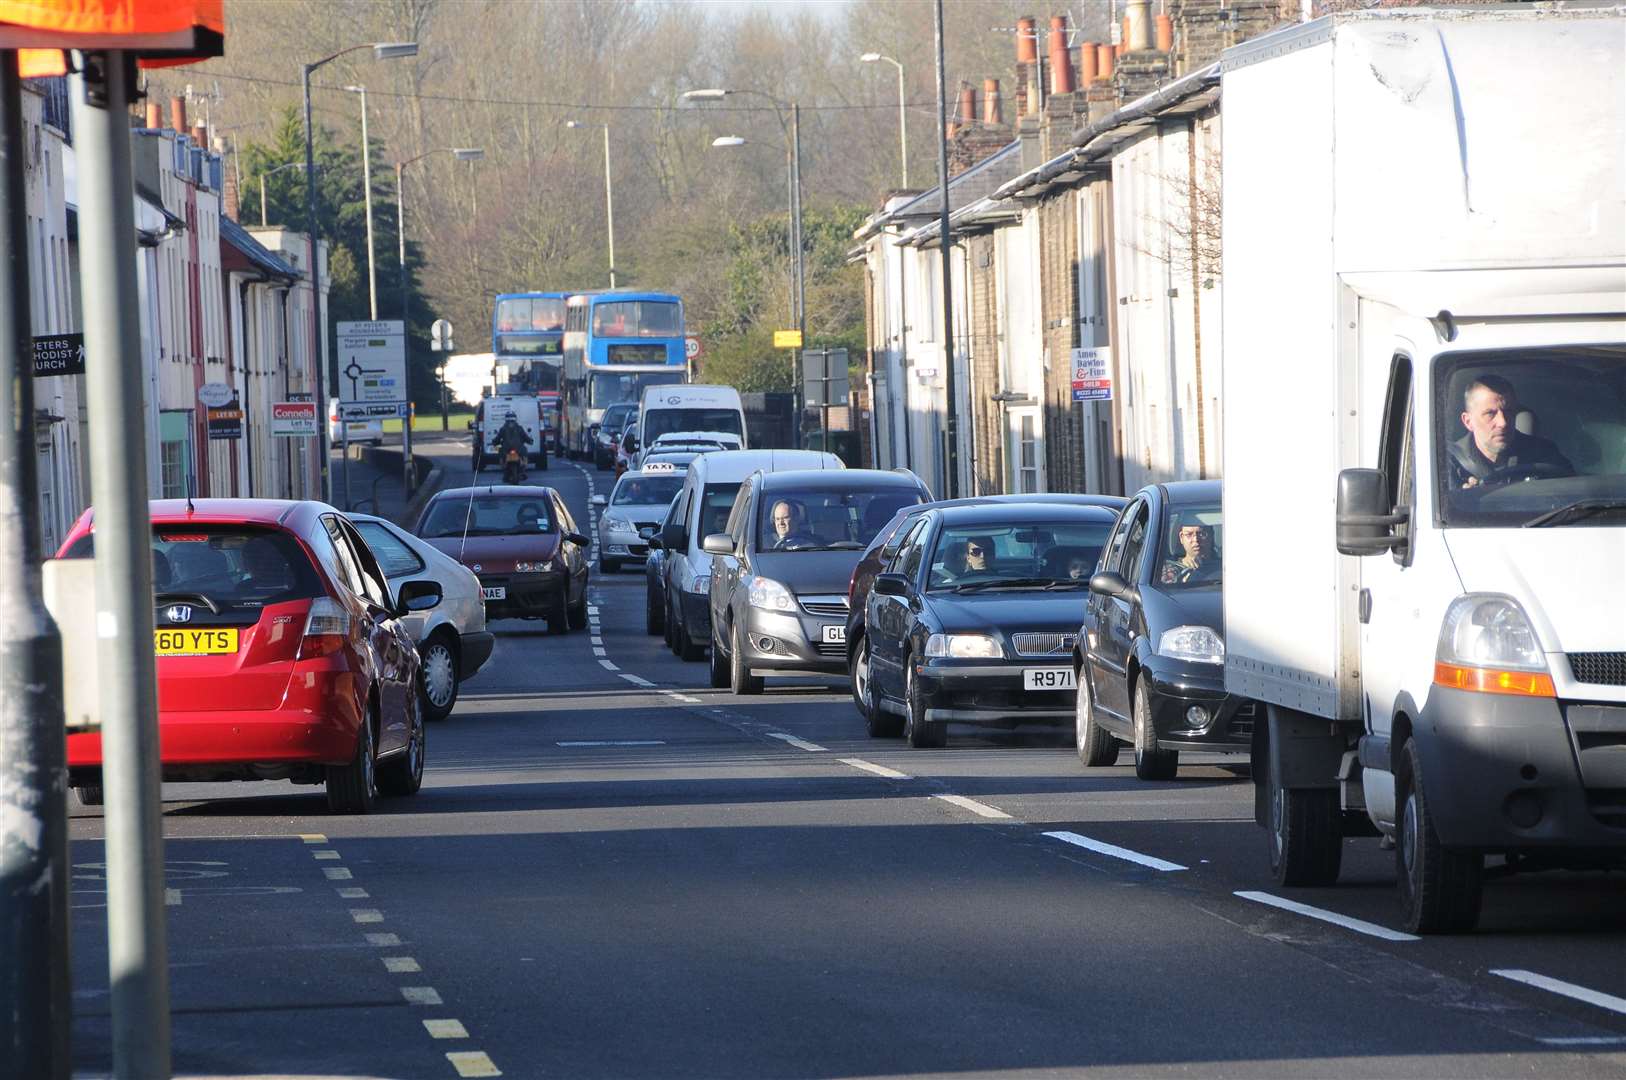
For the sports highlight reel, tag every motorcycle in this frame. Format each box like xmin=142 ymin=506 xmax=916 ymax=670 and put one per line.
xmin=501 ymin=447 xmax=526 ymax=484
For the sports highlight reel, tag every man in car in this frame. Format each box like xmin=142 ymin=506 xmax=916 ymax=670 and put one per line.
xmin=1450 ymin=374 xmax=1574 ymax=489
xmin=769 ymin=500 xmax=817 ymax=550
xmin=1162 ymin=523 xmax=1220 ymax=585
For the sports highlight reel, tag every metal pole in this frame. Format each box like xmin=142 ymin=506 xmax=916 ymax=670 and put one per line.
xmin=821 ymin=348 xmax=832 ymax=456
xmin=896 ymin=61 xmax=908 ymax=188
xmin=934 ymin=0 xmax=960 ymax=498
xmin=259 ymin=174 xmax=267 ymax=227
xmin=303 ymin=63 xmax=331 ymax=503
xmin=0 ymin=51 xmax=69 ymax=1080
xmin=71 ymin=49 xmax=170 ymax=1078
xmin=602 ymin=125 xmax=617 ymax=289
xmin=396 ymin=161 xmax=408 ymax=325
xmin=357 ymin=87 xmax=378 ymax=320
xmin=790 ymin=102 xmax=806 ymax=442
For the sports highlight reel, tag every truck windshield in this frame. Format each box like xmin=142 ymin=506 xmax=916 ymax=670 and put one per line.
xmin=643 ymin=408 xmax=743 ymax=444
xmin=1434 ymin=345 xmax=1626 ymax=527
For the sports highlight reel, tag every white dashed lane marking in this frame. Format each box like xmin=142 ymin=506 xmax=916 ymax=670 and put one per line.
xmin=384 ymin=956 xmax=422 ymax=973
xmin=401 ymin=986 xmax=443 ymax=1005
xmin=424 ymin=1019 xmax=469 ymax=1039
xmin=336 ymin=887 xmax=369 ymax=899
xmin=933 ymin=794 xmax=1013 ymax=820
xmin=598 ymin=659 xmax=620 ymax=672
xmin=1233 ymin=891 xmax=1419 ymax=941
xmin=350 ymin=908 xmax=384 ymax=924
xmin=298 ymin=833 xmax=326 ymax=844
xmin=764 ymin=732 xmax=826 ymax=752
xmin=365 ymin=932 xmax=401 ymax=947
xmin=1045 ymin=831 xmax=1187 ymax=873
xmin=840 ymin=758 xmax=909 ymax=779
xmin=323 ymin=867 xmax=353 ymax=880
xmin=557 ymin=740 xmax=666 ymax=747
xmin=312 ymin=850 xmax=341 ymax=860
xmin=618 ymin=673 xmax=656 ymax=688
xmin=1491 ymin=969 xmax=1626 ymax=1017
xmin=447 ymin=1050 xmax=503 ymax=1077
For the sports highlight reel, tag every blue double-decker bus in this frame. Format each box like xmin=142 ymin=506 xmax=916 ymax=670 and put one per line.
xmin=492 ymin=291 xmax=569 ymax=394
xmin=561 ymin=291 xmax=687 ymax=459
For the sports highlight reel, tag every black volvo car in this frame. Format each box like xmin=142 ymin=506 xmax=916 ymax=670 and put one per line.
xmin=856 ymin=503 xmax=1119 ymax=747
xmin=1073 ymin=480 xmax=1256 ymax=779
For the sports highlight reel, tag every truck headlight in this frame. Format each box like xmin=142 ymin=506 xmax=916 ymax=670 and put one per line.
xmin=1158 ymin=625 xmax=1224 ymax=664
xmin=924 ymin=633 xmax=1002 ymax=659
xmin=1434 ymin=594 xmax=1554 ymax=697
xmin=746 ymin=576 xmax=796 ymax=611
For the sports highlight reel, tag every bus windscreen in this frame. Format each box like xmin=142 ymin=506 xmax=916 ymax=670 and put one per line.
xmin=496 ymin=296 xmax=565 ymax=333
xmin=592 ymin=300 xmax=681 ymax=338
xmin=590 ymin=370 xmax=685 ymax=409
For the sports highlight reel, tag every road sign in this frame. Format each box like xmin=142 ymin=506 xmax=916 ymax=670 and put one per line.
xmin=340 ymin=401 xmax=411 ymax=420
xmin=1071 ymin=346 xmax=1113 ymax=402
xmin=801 ymin=348 xmax=851 ymax=407
xmin=206 ymin=397 xmax=242 ymax=440
xmin=773 ymin=329 xmax=803 ymax=349
xmin=197 ymin=381 xmax=235 ymax=408
xmin=31 ymin=332 xmax=84 ymax=377
xmin=685 ymin=336 xmax=702 ymax=360
xmin=431 ymin=318 xmax=454 ymax=353
xmin=271 ymin=401 xmax=318 ymax=437
xmin=336 ymin=320 xmax=406 ymax=410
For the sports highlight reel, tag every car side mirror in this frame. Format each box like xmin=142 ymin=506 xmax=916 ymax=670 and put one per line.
xmin=567 ymin=532 xmax=590 ymax=547
xmin=396 ymin=578 xmax=443 ymax=615
xmin=1336 ymin=468 xmax=1409 ymax=556
xmin=874 ymin=573 xmax=910 ymax=597
xmin=1089 ymin=571 xmax=1130 ymax=599
xmin=701 ymin=533 xmax=735 ymax=556
xmin=661 ymin=524 xmax=687 ymax=551
xmin=590 ymin=494 xmax=607 ymax=508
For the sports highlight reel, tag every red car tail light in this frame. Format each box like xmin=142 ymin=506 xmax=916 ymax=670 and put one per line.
xmin=298 ymin=596 xmax=352 ymax=659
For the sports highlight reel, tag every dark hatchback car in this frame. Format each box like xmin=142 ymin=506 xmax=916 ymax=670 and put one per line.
xmin=1074 ymin=479 xmax=1255 ymax=779
xmin=413 ymin=485 xmax=591 ymax=633
xmin=857 ymin=503 xmax=1119 ymax=747
xmin=703 ymin=469 xmax=928 ymax=694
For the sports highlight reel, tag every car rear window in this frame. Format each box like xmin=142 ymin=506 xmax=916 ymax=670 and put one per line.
xmin=418 ymin=494 xmax=556 ymax=538
xmin=64 ymin=526 xmax=323 ymax=609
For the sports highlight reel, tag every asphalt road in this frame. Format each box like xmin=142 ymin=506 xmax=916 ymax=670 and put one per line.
xmin=68 ymin=455 xmax=1626 ymax=1079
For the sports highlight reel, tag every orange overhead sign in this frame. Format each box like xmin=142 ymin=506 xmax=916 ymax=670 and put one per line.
xmin=1 ymin=0 xmax=224 ymax=77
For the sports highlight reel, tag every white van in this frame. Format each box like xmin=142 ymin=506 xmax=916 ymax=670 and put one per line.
xmin=473 ymin=393 xmax=545 ymax=471
xmin=638 ymin=385 xmax=746 ymax=458
xmin=656 ymin=449 xmax=841 ymax=661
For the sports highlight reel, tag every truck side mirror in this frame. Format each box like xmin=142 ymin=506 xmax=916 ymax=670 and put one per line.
xmin=1336 ymin=468 xmax=1409 ymax=556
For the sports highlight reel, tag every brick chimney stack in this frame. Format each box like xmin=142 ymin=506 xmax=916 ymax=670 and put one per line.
xmin=216 ymin=137 xmax=239 ymax=221
xmin=169 ymin=96 xmax=186 ymax=133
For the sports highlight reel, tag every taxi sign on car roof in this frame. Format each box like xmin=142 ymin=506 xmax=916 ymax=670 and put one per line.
xmin=642 ymin=462 xmax=678 ymax=474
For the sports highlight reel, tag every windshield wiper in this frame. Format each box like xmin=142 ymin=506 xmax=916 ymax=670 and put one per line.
xmin=953 ymin=577 xmax=1053 ymax=592
xmin=1043 ymin=580 xmax=1092 ymax=590
xmin=802 ymin=541 xmax=864 ymax=550
xmin=1523 ymin=499 xmax=1626 ymax=528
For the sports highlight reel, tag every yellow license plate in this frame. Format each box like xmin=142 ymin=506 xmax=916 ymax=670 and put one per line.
xmin=154 ymin=628 xmax=240 ymax=657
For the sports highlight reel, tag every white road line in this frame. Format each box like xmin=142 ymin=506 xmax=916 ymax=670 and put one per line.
xmin=587 ymin=606 xmax=599 ymax=615
xmin=590 ymin=636 xmax=603 ymax=646
xmin=401 ymin=986 xmax=443 ymax=1005
xmin=618 ymin=673 xmax=656 ymax=688
xmin=1539 ymin=1037 xmax=1626 ymax=1046
xmin=322 ymin=867 xmax=353 ymax=881
xmin=765 ymin=732 xmax=826 ymax=752
xmin=840 ymin=758 xmax=910 ymax=780
xmin=349 ymin=908 xmax=384 ymax=924
xmin=598 ymin=659 xmax=620 ymax=671
xmin=1045 ymin=831 xmax=1188 ymax=873
xmin=424 ymin=1019 xmax=469 ymax=1040
xmin=298 ymin=833 xmax=327 ymax=844
xmin=933 ymin=794 xmax=1013 ymax=820
xmin=1491 ymin=970 xmax=1626 ymax=1017
xmin=592 ymin=646 xmax=607 ymax=657
xmin=383 ymin=956 xmax=421 ymax=973
xmin=336 ymin=887 xmax=369 ymax=899
xmin=446 ymin=1050 xmax=502 ymax=1077
xmin=665 ymin=693 xmax=702 ymax=704
xmin=312 ymin=850 xmax=341 ymax=860
xmin=365 ymin=932 xmax=401 ymax=947
xmin=556 ymin=740 xmax=666 ymax=747
xmin=164 ymin=888 xmax=181 ymax=907
xmin=1233 ymin=891 xmax=1419 ymax=941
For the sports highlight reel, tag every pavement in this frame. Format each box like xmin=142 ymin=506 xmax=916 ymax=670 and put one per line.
xmin=65 ymin=454 xmax=1626 ymax=1079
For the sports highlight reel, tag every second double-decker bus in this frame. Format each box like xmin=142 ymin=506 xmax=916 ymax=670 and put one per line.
xmin=492 ymin=291 xmax=569 ymax=396
xmin=561 ymin=291 xmax=687 ymax=459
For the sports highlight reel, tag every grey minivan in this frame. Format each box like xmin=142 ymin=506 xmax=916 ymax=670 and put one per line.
xmin=704 ymin=469 xmax=929 ymax=694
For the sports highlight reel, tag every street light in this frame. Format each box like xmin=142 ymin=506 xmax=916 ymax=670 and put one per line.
xmin=860 ymin=52 xmax=908 ymax=187
xmin=257 ymin=160 xmax=306 ymax=227
xmin=301 ymin=39 xmax=417 ymax=503
xmin=341 ymin=85 xmax=378 ymax=319
xmin=395 ymin=147 xmax=484 ymax=330
xmin=565 ymin=120 xmax=617 ymax=288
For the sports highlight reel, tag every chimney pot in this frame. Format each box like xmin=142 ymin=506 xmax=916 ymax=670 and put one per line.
xmin=983 ymin=78 xmax=1003 ymax=125
xmin=1016 ymin=16 xmax=1039 ymax=63
xmin=1048 ymin=15 xmax=1076 ymax=95
xmin=169 ymin=96 xmax=186 ymax=133
xmin=1097 ymin=43 xmax=1116 ymax=80
xmin=1127 ymin=1 xmax=1152 ymax=52
xmin=191 ymin=125 xmax=207 ymax=146
xmin=1155 ymin=13 xmax=1174 ymax=52
xmin=1078 ymin=41 xmax=1098 ymax=83
xmin=145 ymin=102 xmax=162 ymax=130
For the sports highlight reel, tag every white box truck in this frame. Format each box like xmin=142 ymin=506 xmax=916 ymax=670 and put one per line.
xmin=1220 ymin=7 xmax=1625 ymax=933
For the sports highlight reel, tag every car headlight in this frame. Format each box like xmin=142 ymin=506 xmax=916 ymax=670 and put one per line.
xmin=747 ymin=576 xmax=796 ymax=611
xmin=514 ymin=561 xmax=552 ymax=573
xmin=1434 ymin=594 xmax=1553 ymax=697
xmin=603 ymin=515 xmax=631 ymax=532
xmin=1158 ymin=625 xmax=1224 ymax=664
xmin=924 ymin=633 xmax=1002 ymax=659
xmin=687 ymin=574 xmax=711 ymax=595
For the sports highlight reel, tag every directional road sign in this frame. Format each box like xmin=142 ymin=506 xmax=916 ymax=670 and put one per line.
xmin=337 ymin=320 xmax=407 ymax=410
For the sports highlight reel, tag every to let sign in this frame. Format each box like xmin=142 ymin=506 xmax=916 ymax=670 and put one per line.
xmin=1071 ymin=346 xmax=1113 ymax=402
xmin=207 ymin=398 xmax=243 ymax=441
xmin=271 ymin=400 xmax=318 ymax=437
xmin=32 ymin=333 xmax=85 ymax=377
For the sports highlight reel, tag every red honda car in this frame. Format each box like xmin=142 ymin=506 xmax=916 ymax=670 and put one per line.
xmin=58 ymin=499 xmax=441 ymax=813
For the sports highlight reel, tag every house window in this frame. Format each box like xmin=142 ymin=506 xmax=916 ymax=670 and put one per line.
xmin=1018 ymin=413 xmax=1040 ymax=493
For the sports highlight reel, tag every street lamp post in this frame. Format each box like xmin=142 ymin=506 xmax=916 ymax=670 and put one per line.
xmin=686 ymin=88 xmax=805 ymax=432
xmin=565 ymin=120 xmax=617 ymax=288
xmin=860 ymin=53 xmax=908 ymax=188
xmin=301 ymin=40 xmax=416 ymax=504
xmin=341 ymin=85 xmax=378 ymax=319
xmin=395 ymin=147 xmax=484 ymax=331
xmin=258 ymin=160 xmax=306 ymax=227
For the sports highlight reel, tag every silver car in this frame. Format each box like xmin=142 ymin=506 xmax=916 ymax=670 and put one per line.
xmin=348 ymin=512 xmax=495 ymax=721
xmin=592 ymin=469 xmax=686 ymax=573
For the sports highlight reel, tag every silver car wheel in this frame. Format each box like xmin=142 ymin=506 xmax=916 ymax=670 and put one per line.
xmin=422 ymin=641 xmax=457 ymax=708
